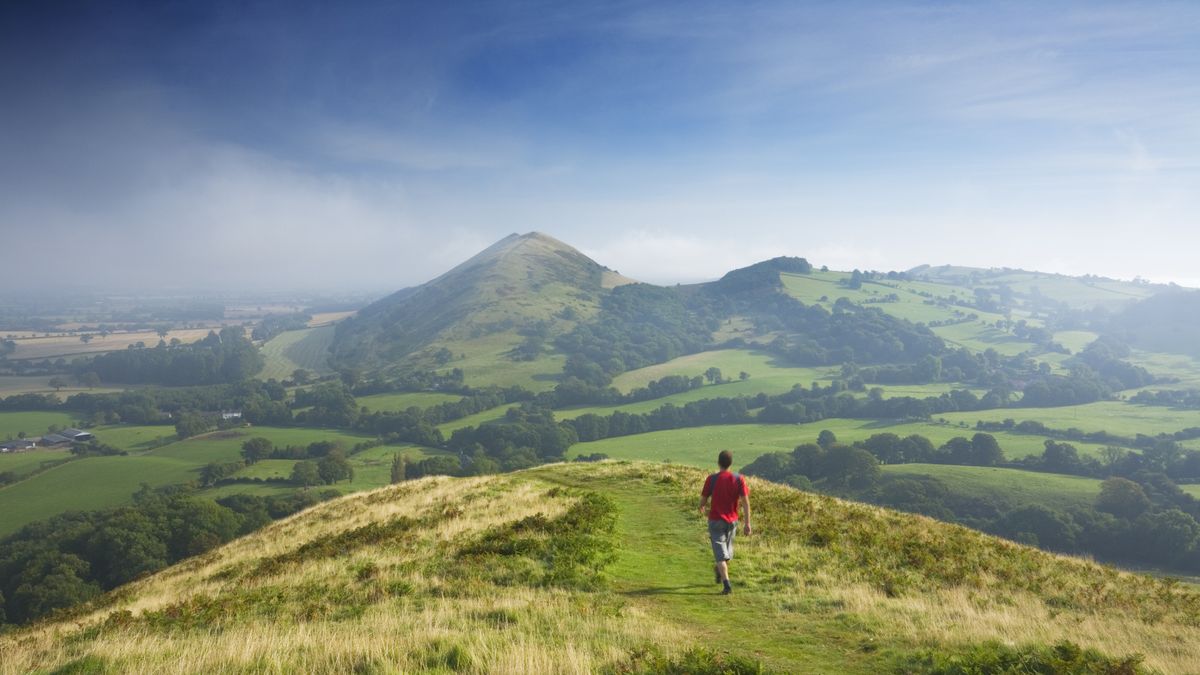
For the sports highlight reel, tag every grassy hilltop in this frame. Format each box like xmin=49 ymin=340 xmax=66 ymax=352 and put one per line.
xmin=3 ymin=462 xmax=1196 ymax=674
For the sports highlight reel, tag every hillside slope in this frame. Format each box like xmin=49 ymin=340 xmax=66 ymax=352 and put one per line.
xmin=330 ymin=232 xmax=632 ymax=378
xmin=4 ymin=462 xmax=1197 ymax=674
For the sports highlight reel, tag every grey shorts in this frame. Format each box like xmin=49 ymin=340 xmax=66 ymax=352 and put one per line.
xmin=708 ymin=519 xmax=738 ymax=562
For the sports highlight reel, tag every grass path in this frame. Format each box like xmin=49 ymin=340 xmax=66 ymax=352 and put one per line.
xmin=536 ymin=468 xmax=877 ymax=672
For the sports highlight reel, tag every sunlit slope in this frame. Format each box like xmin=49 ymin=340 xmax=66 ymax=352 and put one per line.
xmin=258 ymin=325 xmax=336 ymax=380
xmin=329 ymin=232 xmax=632 ymax=388
xmin=5 ymin=462 xmax=1196 ymax=673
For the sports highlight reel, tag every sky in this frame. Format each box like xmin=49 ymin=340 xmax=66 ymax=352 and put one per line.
xmin=1 ymin=0 xmax=1198 ymax=292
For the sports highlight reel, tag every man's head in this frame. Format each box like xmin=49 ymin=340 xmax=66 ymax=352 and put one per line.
xmin=717 ymin=450 xmax=733 ymax=469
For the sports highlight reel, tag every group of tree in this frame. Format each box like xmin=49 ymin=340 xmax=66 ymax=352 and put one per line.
xmin=741 ymin=430 xmax=1200 ymax=572
xmin=84 ymin=327 xmax=263 ymax=386
xmin=0 ymin=485 xmax=333 ymax=626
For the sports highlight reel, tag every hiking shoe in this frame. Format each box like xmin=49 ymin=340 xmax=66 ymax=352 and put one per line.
xmin=722 ymin=581 xmax=732 ymax=595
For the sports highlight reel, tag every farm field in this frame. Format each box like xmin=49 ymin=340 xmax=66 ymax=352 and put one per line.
xmin=1181 ymin=484 xmax=1200 ymax=499
xmin=1125 ymin=350 xmax=1200 ymax=390
xmin=611 ymin=348 xmax=837 ymax=393
xmin=881 ymin=464 xmax=1103 ymax=512
xmin=92 ymin=424 xmax=178 ymax=452
xmin=0 ymin=375 xmax=124 ymax=400
xmin=0 ymin=448 xmax=72 ymax=479
xmin=568 ymin=420 xmax=1112 ymax=467
xmin=436 ymin=404 xmax=519 ymax=435
xmin=257 ymin=325 xmax=336 ymax=380
xmin=939 ymin=401 xmax=1200 ymax=439
xmin=358 ymin=391 xmax=462 ymax=412
xmin=0 ymin=426 xmax=380 ymax=536
xmin=4 ymin=328 xmax=212 ymax=361
xmin=555 ymin=380 xmax=987 ymax=421
xmin=0 ymin=411 xmax=78 ymax=439
xmin=308 ymin=311 xmax=355 ymax=326
xmin=436 ymin=331 xmax=565 ymax=392
xmin=1053 ymin=330 xmax=1100 ymax=354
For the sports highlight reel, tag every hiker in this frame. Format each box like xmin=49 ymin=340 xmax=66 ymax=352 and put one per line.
xmin=700 ymin=449 xmax=751 ymax=595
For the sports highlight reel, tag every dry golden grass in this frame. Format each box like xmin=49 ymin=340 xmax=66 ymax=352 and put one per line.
xmin=5 ymin=329 xmax=213 ymax=361
xmin=4 ymin=462 xmax=1199 ymax=673
xmin=0 ymin=473 xmax=685 ymax=675
xmin=307 ymin=311 xmax=356 ymax=327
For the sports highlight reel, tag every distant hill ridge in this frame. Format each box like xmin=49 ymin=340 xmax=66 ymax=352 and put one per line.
xmin=330 ymin=232 xmax=631 ymax=371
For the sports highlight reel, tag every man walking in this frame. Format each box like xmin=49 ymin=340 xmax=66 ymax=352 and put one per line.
xmin=700 ymin=450 xmax=751 ymax=595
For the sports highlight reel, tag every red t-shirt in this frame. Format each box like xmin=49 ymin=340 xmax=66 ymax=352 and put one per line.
xmin=702 ymin=470 xmax=748 ymax=523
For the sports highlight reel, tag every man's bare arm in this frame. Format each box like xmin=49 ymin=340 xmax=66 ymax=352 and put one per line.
xmin=740 ymin=495 xmax=752 ymax=535
xmin=699 ymin=494 xmax=710 ymax=517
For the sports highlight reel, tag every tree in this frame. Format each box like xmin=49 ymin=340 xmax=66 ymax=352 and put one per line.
xmin=291 ymin=461 xmax=322 ymax=487
xmin=821 ymin=445 xmax=880 ymax=489
xmin=48 ymin=377 xmax=67 ymax=392
xmin=317 ymin=451 xmax=353 ymax=484
xmin=999 ymin=505 xmax=1078 ymax=552
xmin=1135 ymin=509 xmax=1200 ymax=565
xmin=817 ymin=429 xmax=838 ymax=450
xmin=78 ymin=372 xmax=100 ymax=389
xmin=1096 ymin=477 xmax=1151 ymax=519
xmin=292 ymin=369 xmax=312 ymax=385
xmin=156 ymin=327 xmax=170 ymax=341
xmin=738 ymin=371 xmax=750 ymax=381
xmin=704 ymin=367 xmax=723 ymax=384
xmin=79 ymin=334 xmax=93 ymax=344
xmin=240 ymin=437 xmax=273 ymax=464
xmin=390 ymin=454 xmax=407 ymax=484
xmin=174 ymin=413 xmax=213 ymax=440
xmin=970 ymin=433 xmax=1004 ymax=466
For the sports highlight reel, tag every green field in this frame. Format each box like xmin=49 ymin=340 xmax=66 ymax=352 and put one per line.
xmin=0 ymin=411 xmax=79 ymax=440
xmin=357 ymin=391 xmax=463 ymax=412
xmin=0 ymin=426 xmax=379 ymax=536
xmin=568 ymin=420 xmax=1111 ymax=467
xmin=0 ymin=448 xmax=73 ymax=479
xmin=92 ymin=424 xmax=178 ymax=452
xmin=1053 ymin=331 xmax=1099 ymax=354
xmin=436 ymin=403 xmax=519 ymax=435
xmin=258 ymin=325 xmax=337 ymax=380
xmin=556 ymin=381 xmax=986 ymax=421
xmin=611 ymin=349 xmax=837 ymax=394
xmin=882 ymin=464 xmax=1103 ymax=512
xmin=434 ymin=331 xmax=565 ymax=392
xmin=1125 ymin=350 xmax=1200 ymax=390
xmin=940 ymin=401 xmax=1200 ymax=439
xmin=1181 ymin=484 xmax=1200 ymax=499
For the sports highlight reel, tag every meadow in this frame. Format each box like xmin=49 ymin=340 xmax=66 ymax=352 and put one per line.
xmin=0 ymin=375 xmax=124 ymax=400
xmin=357 ymin=391 xmax=463 ymax=413
xmin=257 ymin=325 xmax=336 ymax=380
xmin=567 ymin=420 xmax=1113 ymax=467
xmin=610 ymin=348 xmax=837 ymax=393
xmin=881 ymin=464 xmax=1104 ymax=512
xmin=0 ymin=410 xmax=78 ymax=439
xmin=436 ymin=331 xmax=565 ymax=392
xmin=3 ymin=462 xmax=1194 ymax=673
xmin=4 ymin=328 xmax=212 ymax=362
xmin=0 ymin=426 xmax=381 ymax=536
xmin=939 ymin=401 xmax=1200 ymax=439
xmin=0 ymin=447 xmax=72 ymax=479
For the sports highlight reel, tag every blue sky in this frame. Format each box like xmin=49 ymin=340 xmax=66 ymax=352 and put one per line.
xmin=1 ymin=0 xmax=1198 ymax=290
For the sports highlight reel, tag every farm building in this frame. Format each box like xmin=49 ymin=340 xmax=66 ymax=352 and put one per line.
xmin=40 ymin=428 xmax=94 ymax=446
xmin=1 ymin=439 xmax=38 ymax=453
xmin=60 ymin=428 xmax=95 ymax=442
xmin=221 ymin=410 xmax=243 ymax=421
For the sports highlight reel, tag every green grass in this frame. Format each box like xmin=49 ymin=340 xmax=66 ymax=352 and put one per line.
xmin=1053 ymin=331 xmax=1099 ymax=354
xmin=610 ymin=349 xmax=837 ymax=394
xmin=357 ymin=391 xmax=463 ymax=413
xmin=940 ymin=401 xmax=1200 ymax=439
xmin=568 ymin=420 xmax=1112 ymax=467
xmin=1179 ymin=484 xmax=1200 ymax=499
xmin=432 ymin=330 xmax=565 ymax=393
xmin=0 ymin=411 xmax=79 ymax=440
xmin=91 ymin=425 xmax=178 ymax=452
xmin=1125 ymin=350 xmax=1200 ymax=391
xmin=0 ymin=426 xmax=378 ymax=536
xmin=436 ymin=404 xmax=519 ymax=435
xmin=0 ymin=448 xmax=72 ymax=478
xmin=882 ymin=464 xmax=1103 ymax=511
xmin=258 ymin=325 xmax=336 ymax=380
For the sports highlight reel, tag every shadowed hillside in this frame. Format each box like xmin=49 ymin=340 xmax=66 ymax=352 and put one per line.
xmin=4 ymin=462 xmax=1194 ymax=673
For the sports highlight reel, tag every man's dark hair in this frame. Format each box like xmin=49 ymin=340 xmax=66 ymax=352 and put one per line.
xmin=718 ymin=450 xmax=733 ymax=469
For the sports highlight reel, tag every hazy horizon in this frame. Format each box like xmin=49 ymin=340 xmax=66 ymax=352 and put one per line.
xmin=2 ymin=1 xmax=1198 ymax=292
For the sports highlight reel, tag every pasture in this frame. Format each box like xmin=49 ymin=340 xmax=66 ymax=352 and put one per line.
xmin=0 ymin=448 xmax=72 ymax=479
xmin=567 ymin=420 xmax=1113 ymax=467
xmin=939 ymin=401 xmax=1200 ymax=439
xmin=610 ymin=348 xmax=837 ymax=394
xmin=357 ymin=391 xmax=463 ymax=413
xmin=434 ymin=330 xmax=565 ymax=392
xmin=0 ymin=411 xmax=79 ymax=439
xmin=257 ymin=325 xmax=336 ymax=380
xmin=0 ymin=426 xmax=378 ymax=536
xmin=3 ymin=328 xmax=211 ymax=361
xmin=881 ymin=464 xmax=1103 ymax=512
xmin=0 ymin=375 xmax=124 ymax=400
